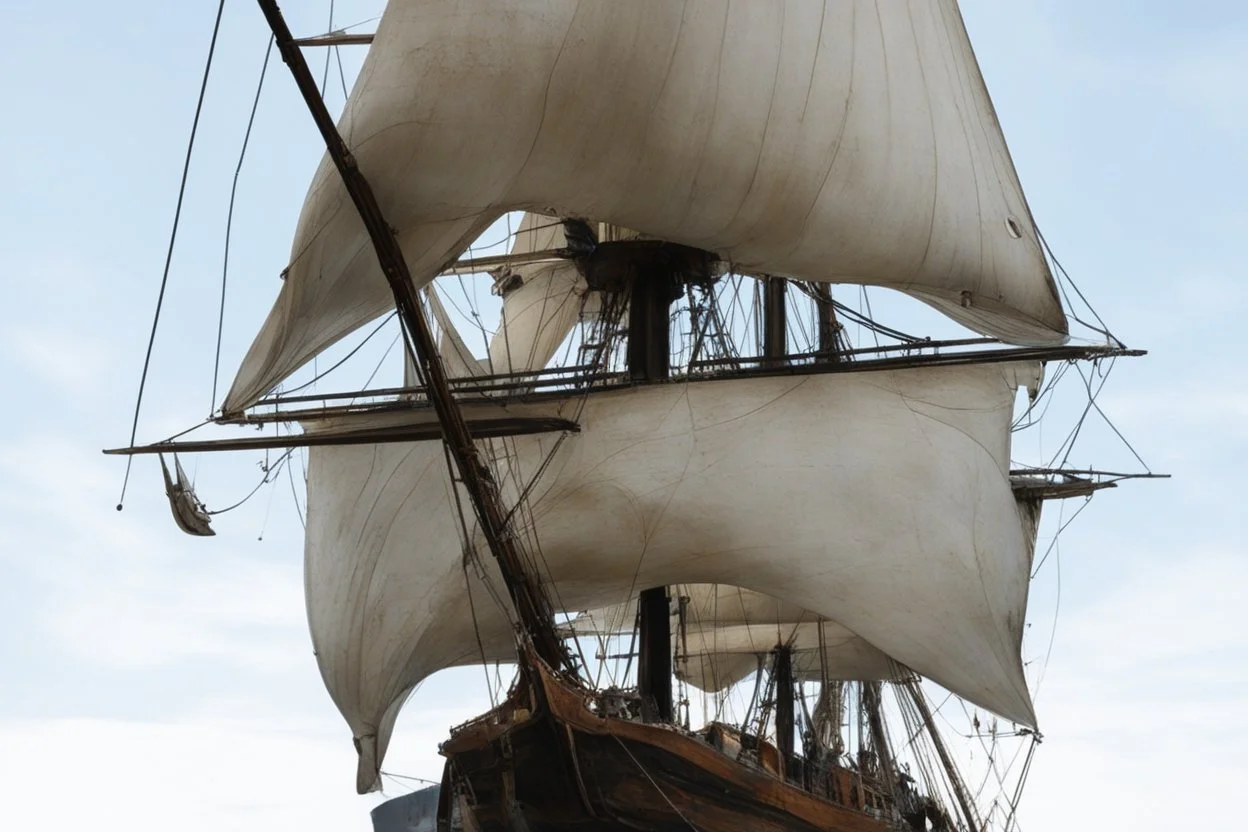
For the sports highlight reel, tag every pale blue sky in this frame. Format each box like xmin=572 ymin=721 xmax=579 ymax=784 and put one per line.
xmin=1 ymin=2 xmax=1244 ymax=830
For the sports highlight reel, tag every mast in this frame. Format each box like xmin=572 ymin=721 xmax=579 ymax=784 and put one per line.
xmin=626 ymin=259 xmax=673 ymax=381
xmin=773 ymin=645 xmax=795 ymax=771
xmin=622 ymin=240 xmax=681 ymax=721
xmin=637 ymin=587 xmax=673 ymax=722
xmin=255 ymin=0 xmax=568 ymax=672
xmin=763 ymin=277 xmax=787 ymax=367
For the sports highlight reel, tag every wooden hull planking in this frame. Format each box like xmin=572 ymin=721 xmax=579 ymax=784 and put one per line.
xmin=441 ymin=656 xmax=889 ymax=832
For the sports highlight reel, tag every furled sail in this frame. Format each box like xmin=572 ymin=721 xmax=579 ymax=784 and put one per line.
xmin=160 ymin=454 xmax=213 ymax=537
xmin=568 ymin=586 xmax=903 ymax=693
xmin=225 ymin=0 xmax=1066 ymax=412
xmin=303 ymin=361 xmax=1044 ymax=792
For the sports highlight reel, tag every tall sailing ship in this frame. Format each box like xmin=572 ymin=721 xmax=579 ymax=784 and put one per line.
xmin=112 ymin=2 xmax=1157 ymax=830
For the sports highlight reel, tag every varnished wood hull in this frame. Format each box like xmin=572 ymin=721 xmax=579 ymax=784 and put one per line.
xmin=441 ymin=657 xmax=888 ymax=832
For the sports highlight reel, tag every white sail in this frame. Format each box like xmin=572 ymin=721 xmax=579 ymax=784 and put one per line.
xmin=303 ymin=361 xmax=1043 ymax=791
xmin=405 ymin=214 xmax=602 ymax=384
xmin=225 ymin=0 xmax=1065 ymax=412
xmin=679 ymin=621 xmax=901 ymax=692
xmin=430 ymin=284 xmax=485 ymax=379
xmin=488 ymin=213 xmax=587 ymax=375
xmin=569 ymin=588 xmax=902 ymax=693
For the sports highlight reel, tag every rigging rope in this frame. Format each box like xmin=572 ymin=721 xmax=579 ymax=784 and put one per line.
xmin=286 ymin=435 xmax=306 ymax=529
xmin=319 ymin=0 xmax=336 ymax=95
xmin=612 ymin=736 xmax=701 ymax=830
xmin=1003 ymin=735 xmax=1039 ymax=832
xmin=273 ymin=312 xmax=397 ymax=398
xmin=212 ymin=33 xmax=275 ymax=413
xmin=205 ymin=448 xmax=294 ymax=515
xmin=117 ymin=0 xmax=225 ymax=510
xmin=1038 ymin=228 xmax=1119 ymax=346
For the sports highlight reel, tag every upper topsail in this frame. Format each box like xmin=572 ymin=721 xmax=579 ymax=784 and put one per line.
xmin=223 ymin=0 xmax=1066 ymax=412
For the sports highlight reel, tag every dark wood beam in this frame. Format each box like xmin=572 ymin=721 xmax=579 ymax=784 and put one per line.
xmin=627 ymin=272 xmax=673 ymax=381
xmin=773 ymin=646 xmax=795 ymax=770
xmin=1010 ymin=468 xmax=1168 ymax=501
xmin=290 ymin=32 xmax=374 ymax=47
xmin=104 ymin=417 xmax=579 ymax=456
xmin=763 ymin=277 xmax=787 ymax=369
xmin=637 ymin=587 xmax=673 ymax=723
xmin=256 ymin=0 xmax=570 ymax=675
xmin=235 ymin=342 xmax=1145 ymax=424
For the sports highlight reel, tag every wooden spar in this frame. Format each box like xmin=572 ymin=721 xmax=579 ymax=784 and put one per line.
xmin=763 ymin=277 xmax=787 ymax=369
xmin=225 ymin=342 xmax=1146 ymax=425
xmin=103 ymin=417 xmax=579 ymax=456
xmin=773 ymin=646 xmax=795 ymax=769
xmin=1011 ymin=468 xmax=1168 ymax=500
xmin=1011 ymin=476 xmax=1114 ymax=500
xmin=290 ymin=32 xmax=374 ymax=47
xmin=440 ymin=248 xmax=566 ymax=276
xmin=637 ymin=587 xmax=673 ymax=723
xmin=687 ymin=343 xmax=1147 ymax=372
xmin=256 ymin=0 xmax=570 ymax=674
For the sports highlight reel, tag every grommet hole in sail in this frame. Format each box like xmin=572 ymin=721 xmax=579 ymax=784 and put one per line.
xmin=1005 ymin=217 xmax=1023 ymax=238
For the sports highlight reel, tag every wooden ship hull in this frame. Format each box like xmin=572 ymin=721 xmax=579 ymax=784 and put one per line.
xmin=441 ymin=654 xmax=891 ymax=832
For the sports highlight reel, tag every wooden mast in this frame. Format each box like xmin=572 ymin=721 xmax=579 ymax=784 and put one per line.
xmin=637 ymin=587 xmax=673 ymax=722
xmin=627 ymin=246 xmax=675 ymax=721
xmin=626 ymin=260 xmax=673 ymax=381
xmin=763 ymin=277 xmax=787 ymax=367
xmin=773 ymin=645 xmax=796 ymax=773
xmin=255 ymin=0 xmax=569 ymax=673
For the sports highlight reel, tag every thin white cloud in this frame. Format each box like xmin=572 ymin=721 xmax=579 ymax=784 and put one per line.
xmin=0 ymin=717 xmax=382 ymax=832
xmin=1 ymin=432 xmax=307 ymax=673
xmin=1021 ymin=549 xmax=1246 ymax=830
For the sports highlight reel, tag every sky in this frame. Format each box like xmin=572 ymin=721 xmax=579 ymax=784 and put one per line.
xmin=0 ymin=1 xmax=1245 ymax=830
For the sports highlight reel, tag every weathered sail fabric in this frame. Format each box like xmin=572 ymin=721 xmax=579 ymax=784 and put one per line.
xmin=430 ymin=284 xmax=485 ymax=379
xmin=678 ymin=622 xmax=902 ymax=692
xmin=303 ymin=362 xmax=1043 ymax=791
xmin=159 ymin=455 xmax=214 ymax=537
xmin=403 ymin=213 xmax=599 ymax=384
xmin=488 ymin=213 xmax=585 ymax=375
xmin=403 ymin=284 xmax=487 ymax=386
xmin=225 ymin=0 xmax=1065 ymax=412
xmin=568 ymin=588 xmax=902 ymax=692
